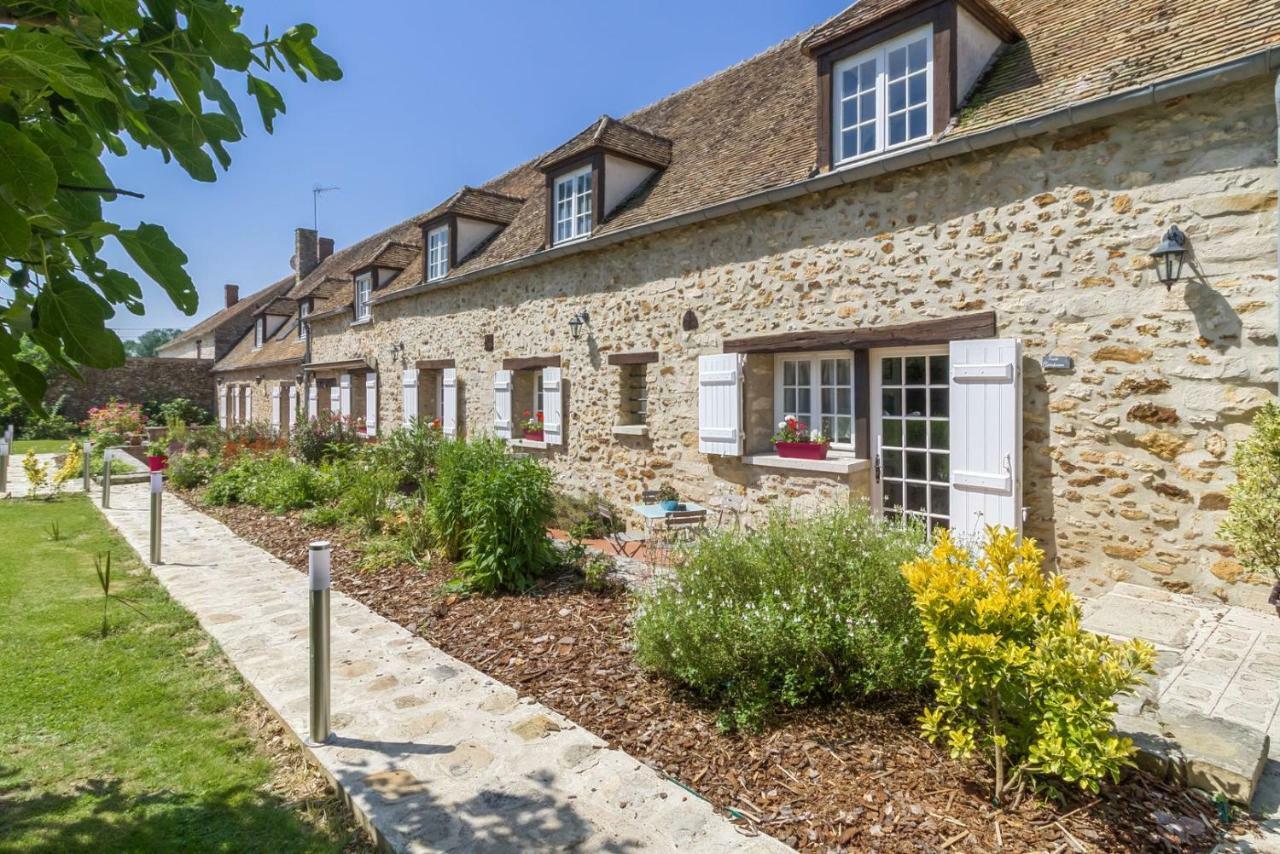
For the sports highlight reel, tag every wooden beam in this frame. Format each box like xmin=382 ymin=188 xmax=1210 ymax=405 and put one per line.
xmin=502 ymin=355 xmax=562 ymax=371
xmin=606 ymin=351 xmax=659 ymax=366
xmin=415 ymin=358 xmax=456 ymax=370
xmin=722 ymin=311 xmax=996 ymax=354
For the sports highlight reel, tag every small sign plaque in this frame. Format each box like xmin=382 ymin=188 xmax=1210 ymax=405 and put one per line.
xmin=1042 ymin=355 xmax=1074 ymax=372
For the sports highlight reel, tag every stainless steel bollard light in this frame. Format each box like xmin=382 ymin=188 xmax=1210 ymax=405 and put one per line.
xmin=149 ymin=472 xmax=163 ymax=565
xmin=308 ymin=541 xmax=332 ymax=744
xmin=0 ymin=439 xmax=8 ymax=494
xmin=82 ymin=440 xmax=92 ymax=493
xmin=101 ymin=448 xmax=113 ymax=508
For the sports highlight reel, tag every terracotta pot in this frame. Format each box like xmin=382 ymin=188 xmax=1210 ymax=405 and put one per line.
xmin=523 ymin=429 xmax=544 ymax=442
xmin=147 ymin=455 xmax=168 ymax=472
xmin=775 ymin=441 xmax=829 ymax=460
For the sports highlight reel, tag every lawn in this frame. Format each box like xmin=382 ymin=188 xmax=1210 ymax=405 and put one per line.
xmin=11 ymin=438 xmax=77 ymax=455
xmin=0 ymin=494 xmax=367 ymax=852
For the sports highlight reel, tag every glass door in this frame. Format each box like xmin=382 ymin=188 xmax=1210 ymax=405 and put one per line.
xmin=871 ymin=346 xmax=950 ymax=532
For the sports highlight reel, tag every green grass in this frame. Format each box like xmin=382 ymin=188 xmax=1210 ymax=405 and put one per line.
xmin=0 ymin=495 xmax=359 ymax=852
xmin=11 ymin=439 xmax=76 ymax=455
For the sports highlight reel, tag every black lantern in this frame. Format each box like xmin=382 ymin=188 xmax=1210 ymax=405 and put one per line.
xmin=568 ymin=309 xmax=589 ymax=339
xmin=1150 ymin=225 xmax=1187 ymax=290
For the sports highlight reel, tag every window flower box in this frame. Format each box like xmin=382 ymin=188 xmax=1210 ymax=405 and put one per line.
xmin=772 ymin=416 xmax=831 ymax=460
xmin=522 ymin=409 xmax=544 ymax=442
xmin=774 ymin=441 xmax=829 ymax=461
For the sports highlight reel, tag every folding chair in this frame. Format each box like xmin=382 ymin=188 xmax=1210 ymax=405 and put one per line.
xmin=654 ymin=508 xmax=707 ymax=564
xmin=709 ymin=493 xmax=745 ymax=528
xmin=595 ymin=504 xmax=648 ymax=559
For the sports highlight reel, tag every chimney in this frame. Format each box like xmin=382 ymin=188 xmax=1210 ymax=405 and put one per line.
xmin=224 ymin=284 xmax=239 ymax=308
xmin=318 ymin=237 xmax=334 ymax=262
xmin=294 ymin=227 xmax=320 ymax=284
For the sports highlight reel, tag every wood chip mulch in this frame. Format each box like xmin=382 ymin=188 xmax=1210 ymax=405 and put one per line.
xmin=181 ymin=489 xmax=1247 ymax=853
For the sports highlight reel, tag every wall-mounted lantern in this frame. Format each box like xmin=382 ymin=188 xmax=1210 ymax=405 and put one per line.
xmin=1150 ymin=225 xmax=1188 ymax=290
xmin=568 ymin=310 xmax=589 ymax=340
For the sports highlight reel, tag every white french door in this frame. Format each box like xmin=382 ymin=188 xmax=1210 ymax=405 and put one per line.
xmin=870 ymin=346 xmax=951 ymax=533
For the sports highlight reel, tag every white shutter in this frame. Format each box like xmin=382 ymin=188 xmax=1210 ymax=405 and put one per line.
xmin=402 ymin=369 xmax=419 ymax=427
xmin=287 ymin=384 xmax=298 ymax=433
xmin=218 ymin=388 xmax=227 ymax=428
xmin=338 ymin=373 xmax=352 ymax=420
xmin=442 ymin=368 xmax=458 ymax=438
xmin=270 ymin=385 xmax=281 ymax=432
xmin=329 ymin=383 xmax=340 ymax=417
xmin=493 ymin=370 xmax=513 ymax=440
xmin=230 ymin=387 xmax=239 ymax=424
xmin=949 ymin=338 xmax=1023 ymax=541
xmin=541 ymin=367 xmax=564 ymax=445
xmin=698 ymin=353 xmax=744 ymax=456
xmin=243 ymin=387 xmax=252 ymax=423
xmin=365 ymin=372 xmax=378 ymax=437
xmin=308 ymin=382 xmax=318 ymax=421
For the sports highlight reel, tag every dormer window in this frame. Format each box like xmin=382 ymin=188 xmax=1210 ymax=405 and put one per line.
xmin=426 ymin=225 xmax=449 ymax=282
xmin=299 ymin=300 xmax=310 ymax=340
xmin=554 ymin=166 xmax=593 ymax=244
xmin=834 ymin=27 xmax=931 ymax=164
xmin=354 ymin=272 xmax=372 ymax=321
xmin=254 ymin=318 xmax=264 ymax=349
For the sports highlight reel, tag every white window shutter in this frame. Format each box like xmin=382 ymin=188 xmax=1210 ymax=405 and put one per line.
xmin=270 ymin=385 xmax=281 ymax=432
xmin=338 ymin=373 xmax=352 ymax=420
xmin=698 ymin=353 xmax=744 ymax=456
xmin=230 ymin=387 xmax=239 ymax=423
xmin=243 ymin=387 xmax=252 ymax=423
xmin=542 ymin=367 xmax=564 ymax=445
xmin=365 ymin=372 xmax=378 ymax=437
xmin=493 ymin=370 xmax=513 ymax=440
xmin=442 ymin=368 xmax=458 ymax=438
xmin=287 ymin=384 xmax=298 ymax=432
xmin=329 ymin=383 xmax=340 ymax=417
xmin=219 ymin=389 xmax=227 ymax=428
xmin=308 ymin=382 xmax=318 ymax=421
xmin=401 ymin=369 xmax=419 ymax=427
xmin=949 ymin=338 xmax=1023 ymax=542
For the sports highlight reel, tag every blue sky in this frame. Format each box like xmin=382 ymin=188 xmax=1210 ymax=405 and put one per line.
xmin=102 ymin=0 xmax=849 ymax=339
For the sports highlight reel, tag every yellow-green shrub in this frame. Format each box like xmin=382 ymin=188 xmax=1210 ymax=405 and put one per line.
xmin=902 ymin=527 xmax=1155 ymax=802
xmin=1220 ymin=402 xmax=1280 ymax=582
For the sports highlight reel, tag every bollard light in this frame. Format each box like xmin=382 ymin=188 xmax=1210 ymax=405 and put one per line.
xmin=149 ymin=472 xmax=163 ymax=565
xmin=101 ymin=448 xmax=113 ymax=508
xmin=82 ymin=441 xmax=92 ymax=493
xmin=0 ymin=438 xmax=8 ymax=494
xmin=308 ymin=541 xmax=332 ymax=744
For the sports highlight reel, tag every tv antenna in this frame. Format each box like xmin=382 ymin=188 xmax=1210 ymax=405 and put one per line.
xmin=312 ymin=184 xmax=340 ymax=232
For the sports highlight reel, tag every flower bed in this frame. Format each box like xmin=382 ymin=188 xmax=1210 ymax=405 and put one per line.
xmin=176 ymin=490 xmax=1239 ymax=852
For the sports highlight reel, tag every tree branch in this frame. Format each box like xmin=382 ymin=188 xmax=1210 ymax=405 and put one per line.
xmin=0 ymin=10 xmax=61 ymax=27
xmin=58 ymin=183 xmax=145 ymax=200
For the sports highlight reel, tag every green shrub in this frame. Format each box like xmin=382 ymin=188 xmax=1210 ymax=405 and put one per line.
xmin=903 ymin=527 xmax=1156 ymax=803
xmin=454 ymin=453 xmax=556 ymax=593
xmin=301 ymin=504 xmax=343 ymax=528
xmin=145 ymin=397 xmax=212 ymax=426
xmin=1221 ymin=402 xmax=1280 ymax=582
xmin=182 ymin=426 xmax=223 ymax=455
xmin=167 ymin=452 xmax=219 ymax=489
xmin=633 ymin=504 xmax=929 ymax=731
xmin=371 ymin=422 xmax=443 ymax=493
xmin=552 ymin=490 xmax=622 ymax=538
xmin=291 ymin=414 xmax=361 ymax=465
xmin=329 ymin=450 xmax=398 ymax=534
xmin=204 ymin=452 xmax=333 ymax=513
xmin=23 ymin=396 xmax=77 ymax=439
xmin=427 ymin=439 xmax=508 ymax=560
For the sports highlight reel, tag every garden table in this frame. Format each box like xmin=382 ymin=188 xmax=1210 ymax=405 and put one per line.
xmin=630 ymin=501 xmax=707 ymax=541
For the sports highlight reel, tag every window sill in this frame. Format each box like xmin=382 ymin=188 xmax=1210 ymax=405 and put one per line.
xmin=742 ymin=453 xmax=870 ymax=475
xmin=509 ymin=438 xmax=548 ymax=450
xmin=350 ymin=318 xmax=372 ymax=327
xmin=612 ymin=424 xmax=648 ymax=437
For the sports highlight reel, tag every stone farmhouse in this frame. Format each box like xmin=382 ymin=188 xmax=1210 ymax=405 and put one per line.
xmin=202 ymin=0 xmax=1280 ymax=606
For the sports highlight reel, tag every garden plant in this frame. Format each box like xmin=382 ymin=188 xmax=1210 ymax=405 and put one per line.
xmin=1220 ymin=401 xmax=1280 ymax=585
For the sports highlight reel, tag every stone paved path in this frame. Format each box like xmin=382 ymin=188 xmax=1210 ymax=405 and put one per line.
xmin=5 ymin=451 xmax=84 ymax=498
xmin=83 ymin=479 xmax=787 ymax=853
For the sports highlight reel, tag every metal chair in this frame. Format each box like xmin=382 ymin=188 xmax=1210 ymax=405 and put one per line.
xmin=640 ymin=488 xmax=662 ymax=504
xmin=595 ymin=504 xmax=648 ymax=559
xmin=709 ymin=493 xmax=745 ymax=528
xmin=654 ymin=508 xmax=707 ymax=565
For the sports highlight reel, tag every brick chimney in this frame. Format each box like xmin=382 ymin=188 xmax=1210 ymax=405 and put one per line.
xmin=318 ymin=237 xmax=334 ymax=262
xmin=224 ymin=283 xmax=239 ymax=308
xmin=294 ymin=227 xmax=320 ymax=284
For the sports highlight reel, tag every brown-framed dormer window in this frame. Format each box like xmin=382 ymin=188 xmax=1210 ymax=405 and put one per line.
xmin=553 ymin=165 xmax=593 ymax=244
xmin=254 ymin=317 xmax=264 ymax=349
xmin=353 ymin=271 xmax=373 ymax=321
xmin=426 ymin=224 xmax=449 ymax=282
xmin=299 ymin=300 xmax=311 ymax=340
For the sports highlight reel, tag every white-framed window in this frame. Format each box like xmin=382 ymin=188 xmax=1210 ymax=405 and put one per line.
xmin=426 ymin=225 xmax=449 ymax=282
xmin=531 ymin=368 xmax=544 ymax=417
xmin=353 ymin=272 xmax=372 ymax=321
xmin=553 ymin=166 xmax=592 ymax=244
xmin=833 ymin=26 xmax=932 ymax=165
xmin=253 ymin=317 xmax=264 ymax=349
xmin=774 ymin=351 xmax=855 ymax=451
xmin=298 ymin=301 xmax=309 ymax=340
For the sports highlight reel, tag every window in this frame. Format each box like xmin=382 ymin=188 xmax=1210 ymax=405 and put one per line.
xmin=299 ymin=301 xmax=310 ymax=340
xmin=554 ymin=166 xmax=592 ymax=244
xmin=876 ymin=352 xmax=950 ymax=533
xmin=621 ymin=363 xmax=648 ymax=425
xmin=833 ymin=27 xmax=931 ymax=165
xmin=426 ymin=225 xmax=449 ymax=282
xmin=254 ymin=318 xmax=264 ymax=349
xmin=353 ymin=272 xmax=372 ymax=321
xmin=531 ymin=368 xmax=544 ymax=418
xmin=774 ymin=352 xmax=855 ymax=451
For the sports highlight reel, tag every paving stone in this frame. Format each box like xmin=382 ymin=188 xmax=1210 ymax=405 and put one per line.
xmin=510 ymin=714 xmax=562 ymax=741
xmin=1082 ymin=594 xmax=1204 ymax=648
xmin=1161 ymin=704 xmax=1270 ymax=804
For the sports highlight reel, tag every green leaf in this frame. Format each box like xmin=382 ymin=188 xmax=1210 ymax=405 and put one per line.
xmin=0 ymin=195 xmax=32 ymax=257
xmin=0 ymin=122 xmax=58 ymax=210
xmin=278 ymin=24 xmax=343 ymax=81
xmin=187 ymin=0 xmax=253 ymax=71
xmin=140 ymin=99 xmax=215 ymax=181
xmin=34 ymin=275 xmax=126 ymax=368
xmin=0 ymin=32 xmax=113 ymax=100
xmin=246 ymin=74 xmax=285 ymax=132
xmin=79 ymin=0 xmax=145 ymax=30
xmin=0 ymin=331 xmax=48 ymax=411
xmin=199 ymin=68 xmax=243 ymax=134
xmin=115 ymin=223 xmax=198 ymax=314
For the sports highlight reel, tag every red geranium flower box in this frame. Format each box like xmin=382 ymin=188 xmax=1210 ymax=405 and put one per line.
xmin=523 ymin=429 xmax=544 ymax=442
xmin=774 ymin=441 xmax=829 ymax=461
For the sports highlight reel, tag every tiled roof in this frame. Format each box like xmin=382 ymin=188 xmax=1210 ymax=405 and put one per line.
xmin=257 ymin=296 xmax=297 ymax=317
xmin=536 ymin=116 xmax=674 ymax=171
xmin=212 ymin=311 xmax=305 ymax=372
xmin=417 ymin=187 xmax=526 ymax=227
xmin=162 ymin=275 xmax=293 ymax=351
xmin=801 ymin=0 xmax=1019 ymax=54
xmin=219 ymin=0 xmax=1280 ymax=363
xmin=346 ymin=239 xmax=419 ymax=273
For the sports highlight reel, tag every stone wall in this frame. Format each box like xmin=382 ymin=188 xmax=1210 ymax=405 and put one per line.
xmin=217 ymin=365 xmax=300 ymax=430
xmin=48 ymin=357 xmax=215 ymax=422
xmin=261 ymin=78 xmax=1276 ymax=607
